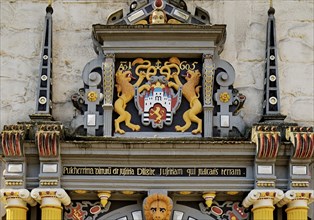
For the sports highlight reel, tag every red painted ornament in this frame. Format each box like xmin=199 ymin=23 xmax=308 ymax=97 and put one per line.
xmin=155 ymin=0 xmax=163 ymax=8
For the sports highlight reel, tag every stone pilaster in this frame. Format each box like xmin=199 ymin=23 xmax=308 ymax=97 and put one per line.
xmin=31 ymin=188 xmax=71 ymax=220
xmin=102 ymin=53 xmax=115 ymax=137
xmin=243 ymin=189 xmax=284 ymax=220
xmin=202 ymin=54 xmax=215 ymax=137
xmin=0 ymin=189 xmax=37 ymax=220
xmin=277 ymin=190 xmax=314 ymax=220
xmin=251 ymin=125 xmax=281 ymax=188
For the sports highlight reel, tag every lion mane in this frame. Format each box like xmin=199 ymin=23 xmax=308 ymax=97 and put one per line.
xmin=143 ymin=194 xmax=173 ymax=220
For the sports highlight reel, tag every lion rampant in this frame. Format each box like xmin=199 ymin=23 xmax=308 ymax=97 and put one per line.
xmin=165 ymin=57 xmax=202 ymax=134
xmin=114 ymin=67 xmax=150 ymax=134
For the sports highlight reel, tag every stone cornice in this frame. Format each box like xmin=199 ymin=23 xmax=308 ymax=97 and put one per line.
xmin=93 ymin=24 xmax=226 ymax=44
xmin=92 ymin=24 xmax=226 ymax=58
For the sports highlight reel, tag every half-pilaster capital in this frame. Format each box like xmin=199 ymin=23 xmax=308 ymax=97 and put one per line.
xmin=277 ymin=190 xmax=314 ymax=208
xmin=0 ymin=189 xmax=37 ymax=207
xmin=31 ymin=188 xmax=71 ymax=207
xmin=242 ymin=189 xmax=284 ymax=209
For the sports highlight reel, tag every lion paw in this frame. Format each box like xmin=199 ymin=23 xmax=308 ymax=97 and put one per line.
xmin=132 ymin=125 xmax=141 ymax=131
xmin=175 ymin=125 xmax=186 ymax=132
xmin=192 ymin=128 xmax=202 ymax=134
xmin=115 ymin=128 xmax=125 ymax=134
xmin=128 ymin=124 xmax=140 ymax=131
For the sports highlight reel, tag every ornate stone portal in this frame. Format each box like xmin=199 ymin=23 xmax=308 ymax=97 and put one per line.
xmin=1 ymin=0 xmax=313 ymax=220
xmin=71 ymin=0 xmax=246 ymax=138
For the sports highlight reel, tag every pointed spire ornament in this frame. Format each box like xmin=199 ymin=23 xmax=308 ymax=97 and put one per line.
xmin=30 ymin=4 xmax=54 ymax=121
xmin=261 ymin=1 xmax=286 ymax=122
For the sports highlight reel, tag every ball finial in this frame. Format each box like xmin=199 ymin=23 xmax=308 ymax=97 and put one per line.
xmin=155 ymin=0 xmax=163 ymax=8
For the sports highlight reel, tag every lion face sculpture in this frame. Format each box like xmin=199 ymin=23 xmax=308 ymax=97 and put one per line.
xmin=116 ymin=70 xmax=135 ymax=83
xmin=183 ymin=69 xmax=201 ymax=83
xmin=143 ymin=194 xmax=173 ymax=220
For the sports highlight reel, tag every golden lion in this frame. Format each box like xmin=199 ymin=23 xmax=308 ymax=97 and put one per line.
xmin=114 ymin=69 xmax=149 ymax=134
xmin=169 ymin=68 xmax=202 ymax=134
xmin=143 ymin=194 xmax=173 ymax=220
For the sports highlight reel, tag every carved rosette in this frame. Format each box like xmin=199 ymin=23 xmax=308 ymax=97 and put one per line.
xmin=1 ymin=125 xmax=27 ymax=157
xmin=202 ymin=54 xmax=215 ymax=106
xmin=36 ymin=124 xmax=62 ymax=157
xmin=103 ymin=53 xmax=115 ymax=105
xmin=286 ymin=126 xmax=314 ymax=159
xmin=251 ymin=125 xmax=280 ymax=159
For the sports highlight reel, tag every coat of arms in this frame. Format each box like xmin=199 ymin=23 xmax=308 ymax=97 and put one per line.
xmin=135 ymin=75 xmax=182 ymax=129
xmin=114 ymin=57 xmax=202 ymax=134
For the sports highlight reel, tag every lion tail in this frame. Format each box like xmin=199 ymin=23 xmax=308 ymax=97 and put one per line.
xmin=195 ymin=85 xmax=202 ymax=98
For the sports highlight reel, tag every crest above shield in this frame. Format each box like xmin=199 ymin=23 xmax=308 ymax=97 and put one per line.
xmin=107 ymin=0 xmax=210 ymax=25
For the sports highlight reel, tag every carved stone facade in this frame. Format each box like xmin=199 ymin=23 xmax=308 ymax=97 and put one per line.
xmin=1 ymin=0 xmax=313 ymax=220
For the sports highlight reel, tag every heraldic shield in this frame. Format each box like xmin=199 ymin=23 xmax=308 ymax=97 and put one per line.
xmin=135 ymin=76 xmax=182 ymax=129
xmin=114 ymin=57 xmax=203 ymax=134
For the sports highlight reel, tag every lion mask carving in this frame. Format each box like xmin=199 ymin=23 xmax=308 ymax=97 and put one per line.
xmin=143 ymin=194 xmax=173 ymax=220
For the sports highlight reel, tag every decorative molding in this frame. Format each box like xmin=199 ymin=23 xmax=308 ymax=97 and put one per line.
xmin=277 ymin=190 xmax=314 ymax=208
xmin=0 ymin=189 xmax=37 ymax=207
xmin=40 ymin=180 xmax=59 ymax=187
xmin=98 ymin=191 xmax=111 ymax=207
xmin=251 ymin=125 xmax=280 ymax=159
xmin=202 ymin=192 xmax=216 ymax=208
xmin=1 ymin=125 xmax=26 ymax=157
xmin=36 ymin=125 xmax=62 ymax=157
xmin=202 ymin=54 xmax=215 ymax=106
xmin=242 ymin=189 xmax=284 ymax=209
xmin=31 ymin=188 xmax=71 ymax=206
xmin=286 ymin=126 xmax=314 ymax=159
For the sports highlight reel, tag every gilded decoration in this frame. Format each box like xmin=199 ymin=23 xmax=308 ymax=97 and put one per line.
xmin=143 ymin=194 xmax=173 ymax=220
xmin=202 ymin=55 xmax=215 ymax=106
xmin=103 ymin=54 xmax=115 ymax=105
xmin=219 ymin=92 xmax=231 ymax=103
xmin=114 ymin=57 xmax=203 ymax=134
xmin=134 ymin=0 xmax=182 ymax=25
xmin=114 ymin=59 xmax=151 ymax=134
xmin=87 ymin=91 xmax=98 ymax=102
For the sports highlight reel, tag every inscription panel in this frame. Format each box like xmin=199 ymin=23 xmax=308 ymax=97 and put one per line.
xmin=63 ymin=166 xmax=246 ymax=177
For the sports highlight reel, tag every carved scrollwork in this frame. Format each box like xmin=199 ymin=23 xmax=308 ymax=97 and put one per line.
xmin=1 ymin=125 xmax=26 ymax=157
xmin=252 ymin=125 xmax=280 ymax=159
xmin=36 ymin=124 xmax=63 ymax=157
xmin=286 ymin=126 xmax=314 ymax=159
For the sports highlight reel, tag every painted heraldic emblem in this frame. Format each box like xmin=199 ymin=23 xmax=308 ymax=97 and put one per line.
xmin=135 ymin=75 xmax=182 ymax=129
